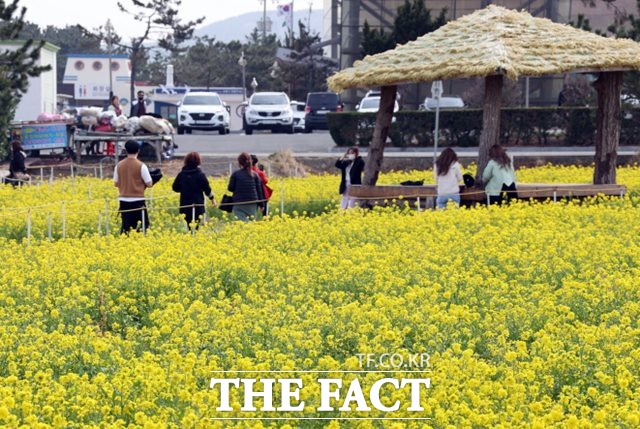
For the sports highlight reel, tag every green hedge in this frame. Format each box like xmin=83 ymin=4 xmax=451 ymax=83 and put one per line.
xmin=327 ymin=107 xmax=640 ymax=147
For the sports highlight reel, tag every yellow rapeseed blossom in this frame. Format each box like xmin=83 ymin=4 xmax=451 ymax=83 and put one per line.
xmin=0 ymin=165 xmax=638 ymax=427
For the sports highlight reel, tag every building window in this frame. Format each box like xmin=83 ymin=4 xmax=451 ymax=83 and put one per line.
xmin=74 ymin=60 xmax=85 ymax=71
xmin=93 ymin=61 xmax=103 ymax=71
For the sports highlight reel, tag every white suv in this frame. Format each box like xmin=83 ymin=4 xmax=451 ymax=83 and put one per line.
xmin=178 ymin=92 xmax=230 ymax=135
xmin=243 ymin=92 xmax=294 ymax=135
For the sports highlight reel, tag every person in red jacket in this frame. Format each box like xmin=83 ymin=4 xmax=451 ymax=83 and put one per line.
xmin=251 ymin=154 xmax=272 ymax=215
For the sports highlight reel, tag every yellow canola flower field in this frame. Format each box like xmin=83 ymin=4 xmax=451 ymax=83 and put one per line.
xmin=0 ymin=166 xmax=639 ymax=428
xmin=0 ymin=165 xmax=639 ymax=241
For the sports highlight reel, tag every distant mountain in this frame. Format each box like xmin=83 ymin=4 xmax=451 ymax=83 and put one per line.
xmin=195 ymin=9 xmax=324 ymax=43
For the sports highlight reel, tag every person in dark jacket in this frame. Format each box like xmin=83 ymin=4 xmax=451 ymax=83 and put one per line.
xmin=228 ymin=152 xmax=264 ymax=221
xmin=172 ymin=152 xmax=215 ymax=229
xmin=7 ymin=141 xmax=30 ymax=186
xmin=130 ymin=90 xmax=147 ymax=117
xmin=335 ymin=146 xmax=364 ymax=209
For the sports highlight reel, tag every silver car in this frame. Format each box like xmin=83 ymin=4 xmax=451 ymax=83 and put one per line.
xmin=243 ymin=92 xmax=294 ymax=135
xmin=290 ymin=101 xmax=306 ymax=133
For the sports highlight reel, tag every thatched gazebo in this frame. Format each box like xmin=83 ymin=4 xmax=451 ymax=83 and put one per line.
xmin=328 ymin=5 xmax=640 ymax=186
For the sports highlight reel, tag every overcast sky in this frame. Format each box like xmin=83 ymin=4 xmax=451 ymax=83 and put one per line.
xmin=20 ymin=0 xmax=315 ymax=39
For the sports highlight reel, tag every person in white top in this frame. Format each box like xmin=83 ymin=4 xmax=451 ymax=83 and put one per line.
xmin=434 ymin=148 xmax=464 ymax=209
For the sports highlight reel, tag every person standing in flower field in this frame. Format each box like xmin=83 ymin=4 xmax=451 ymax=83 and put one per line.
xmin=172 ymin=151 xmax=216 ymax=229
xmin=483 ymin=144 xmax=517 ymax=205
xmin=435 ymin=148 xmax=464 ymax=209
xmin=114 ymin=140 xmax=153 ymax=233
xmin=335 ymin=147 xmax=365 ymax=209
xmin=6 ymin=141 xmax=30 ymax=186
xmin=228 ymin=152 xmax=264 ymax=221
xmin=251 ymin=154 xmax=272 ymax=215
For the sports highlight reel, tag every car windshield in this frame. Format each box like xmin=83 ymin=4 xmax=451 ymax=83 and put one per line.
xmin=291 ymin=103 xmax=305 ymax=112
xmin=252 ymin=94 xmax=288 ymax=105
xmin=361 ymin=98 xmax=380 ymax=109
xmin=308 ymin=93 xmax=338 ymax=104
xmin=183 ymin=95 xmax=222 ymax=106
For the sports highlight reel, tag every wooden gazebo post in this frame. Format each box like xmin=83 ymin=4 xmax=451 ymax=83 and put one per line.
xmin=593 ymin=71 xmax=623 ymax=184
xmin=363 ymin=85 xmax=398 ymax=186
xmin=477 ymin=74 xmax=504 ymax=184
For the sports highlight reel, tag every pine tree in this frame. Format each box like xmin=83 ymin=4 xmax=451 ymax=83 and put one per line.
xmin=80 ymin=0 xmax=204 ymax=103
xmin=392 ymin=0 xmax=447 ymax=45
xmin=361 ymin=21 xmax=394 ymax=57
xmin=361 ymin=0 xmax=447 ymax=57
xmin=0 ymin=0 xmax=51 ymax=157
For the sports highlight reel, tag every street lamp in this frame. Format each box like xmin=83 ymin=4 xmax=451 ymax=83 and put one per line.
xmin=238 ymin=51 xmax=247 ymax=101
xmin=105 ymin=19 xmax=114 ymax=99
xmin=431 ymin=80 xmax=443 ymax=165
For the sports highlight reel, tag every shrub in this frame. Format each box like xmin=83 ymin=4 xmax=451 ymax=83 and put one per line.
xmin=328 ymin=107 xmax=640 ymax=147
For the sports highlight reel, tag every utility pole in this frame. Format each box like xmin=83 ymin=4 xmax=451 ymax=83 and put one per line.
xmin=105 ymin=19 xmax=114 ymax=99
xmin=340 ymin=0 xmax=360 ymax=110
xmin=263 ymin=0 xmax=267 ymax=41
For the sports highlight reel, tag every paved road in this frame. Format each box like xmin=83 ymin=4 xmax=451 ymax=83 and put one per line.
xmin=175 ymin=130 xmax=640 ymax=159
xmin=174 ymin=130 xmax=336 ymax=156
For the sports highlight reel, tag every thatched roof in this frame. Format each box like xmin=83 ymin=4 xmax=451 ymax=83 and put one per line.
xmin=328 ymin=5 xmax=640 ymax=92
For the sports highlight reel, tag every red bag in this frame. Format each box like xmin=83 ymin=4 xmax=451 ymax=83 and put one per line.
xmin=264 ymin=184 xmax=273 ymax=199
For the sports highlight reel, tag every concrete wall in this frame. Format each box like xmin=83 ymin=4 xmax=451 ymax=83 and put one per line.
xmin=63 ymin=54 xmax=132 ymax=107
xmin=4 ymin=41 xmax=59 ymax=121
xmin=40 ymin=47 xmax=57 ymax=114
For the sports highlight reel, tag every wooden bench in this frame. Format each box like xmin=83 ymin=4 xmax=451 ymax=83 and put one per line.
xmin=348 ymin=183 xmax=627 ymax=207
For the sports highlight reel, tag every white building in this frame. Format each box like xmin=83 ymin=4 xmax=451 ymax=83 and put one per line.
xmin=0 ymin=40 xmax=59 ymax=121
xmin=63 ymin=54 xmax=131 ymax=107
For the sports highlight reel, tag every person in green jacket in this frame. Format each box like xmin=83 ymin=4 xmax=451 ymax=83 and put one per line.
xmin=482 ymin=145 xmax=517 ymax=205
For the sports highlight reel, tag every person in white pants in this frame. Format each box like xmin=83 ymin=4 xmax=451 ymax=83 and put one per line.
xmin=335 ymin=147 xmax=365 ymax=209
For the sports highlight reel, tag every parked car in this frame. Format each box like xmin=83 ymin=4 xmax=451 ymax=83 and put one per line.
xmin=290 ymin=101 xmax=306 ymax=133
xmin=420 ymin=96 xmax=465 ymax=111
xmin=362 ymin=89 xmax=401 ymax=101
xmin=621 ymin=93 xmax=640 ymax=106
xmin=243 ymin=92 xmax=294 ymax=135
xmin=304 ymin=91 xmax=343 ymax=133
xmin=356 ymin=96 xmax=400 ymax=113
xmin=177 ymin=91 xmax=230 ymax=135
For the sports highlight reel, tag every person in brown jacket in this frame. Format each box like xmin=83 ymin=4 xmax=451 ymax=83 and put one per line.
xmin=114 ymin=140 xmax=153 ymax=233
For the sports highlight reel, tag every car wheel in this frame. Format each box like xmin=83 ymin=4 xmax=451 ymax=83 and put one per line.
xmin=185 ymin=127 xmax=192 ymax=135
xmin=245 ymin=126 xmax=253 ymax=135
xmin=218 ymin=128 xmax=226 ymax=135
xmin=304 ymin=126 xmax=312 ymax=134
xmin=177 ymin=126 xmax=185 ymax=135
xmin=286 ymin=125 xmax=294 ymax=134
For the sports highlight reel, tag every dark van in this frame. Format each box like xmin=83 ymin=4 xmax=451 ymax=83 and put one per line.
xmin=304 ymin=92 xmax=342 ymax=133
